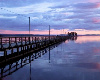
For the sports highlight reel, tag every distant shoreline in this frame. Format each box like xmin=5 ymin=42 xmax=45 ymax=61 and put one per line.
xmin=0 ymin=34 xmax=100 ymax=37
xmin=78 ymin=35 xmax=100 ymax=36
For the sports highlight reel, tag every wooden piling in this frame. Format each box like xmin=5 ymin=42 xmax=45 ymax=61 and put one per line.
xmin=9 ymin=37 xmax=11 ymax=47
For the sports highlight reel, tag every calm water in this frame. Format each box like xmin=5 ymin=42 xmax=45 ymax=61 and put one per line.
xmin=2 ymin=36 xmax=100 ymax=80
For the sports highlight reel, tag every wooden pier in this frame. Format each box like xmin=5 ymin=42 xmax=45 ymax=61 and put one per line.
xmin=0 ymin=35 xmax=67 ymax=67
xmin=0 ymin=43 xmax=58 ymax=78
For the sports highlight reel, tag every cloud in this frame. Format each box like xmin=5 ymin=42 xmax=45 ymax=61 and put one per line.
xmin=92 ymin=18 xmax=100 ymax=23
xmin=0 ymin=15 xmax=17 ymax=19
xmin=0 ymin=2 xmax=53 ymax=15
xmin=0 ymin=0 xmax=54 ymax=7
xmin=73 ymin=2 xmax=100 ymax=9
xmin=50 ymin=4 xmax=70 ymax=9
xmin=0 ymin=0 xmax=100 ymax=34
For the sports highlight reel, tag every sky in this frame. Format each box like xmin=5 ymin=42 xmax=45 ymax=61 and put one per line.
xmin=0 ymin=0 xmax=100 ymax=35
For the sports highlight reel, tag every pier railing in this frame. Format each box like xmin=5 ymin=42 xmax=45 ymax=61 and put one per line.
xmin=0 ymin=44 xmax=57 ymax=78
xmin=0 ymin=36 xmax=66 ymax=50
xmin=0 ymin=35 xmax=67 ymax=66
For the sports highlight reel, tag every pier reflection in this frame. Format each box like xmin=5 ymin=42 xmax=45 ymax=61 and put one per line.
xmin=0 ymin=43 xmax=58 ymax=79
xmin=68 ymin=36 xmax=77 ymax=41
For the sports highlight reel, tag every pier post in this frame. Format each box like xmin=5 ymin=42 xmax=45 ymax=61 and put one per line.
xmin=23 ymin=46 xmax=25 ymax=55
xmin=45 ymin=37 xmax=46 ymax=46
xmin=35 ymin=53 xmax=37 ymax=59
xmin=49 ymin=25 xmax=50 ymax=45
xmin=16 ymin=61 xmax=18 ymax=70
xmin=9 ymin=37 xmax=11 ymax=47
xmin=25 ymin=37 xmax=26 ymax=45
xmin=11 ymin=48 xmax=13 ymax=54
xmin=1 ymin=38 xmax=3 ymax=49
xmin=17 ymin=47 xmax=19 ymax=55
xmin=35 ymin=37 xmax=37 ymax=49
xmin=21 ymin=37 xmax=23 ymax=45
xmin=9 ymin=64 xmax=11 ymax=74
xmin=15 ymin=37 xmax=17 ymax=46
xmin=1 ymin=68 xmax=3 ymax=78
xmin=29 ymin=55 xmax=31 ymax=63
xmin=4 ymin=49 xmax=7 ymax=62
xmin=29 ymin=37 xmax=30 ymax=44
xmin=27 ymin=45 xmax=29 ymax=51
xmin=29 ymin=17 xmax=30 ymax=34
xmin=32 ymin=37 xmax=33 ymax=43
xmin=21 ymin=58 xmax=23 ymax=67
xmin=19 ymin=37 xmax=20 ymax=42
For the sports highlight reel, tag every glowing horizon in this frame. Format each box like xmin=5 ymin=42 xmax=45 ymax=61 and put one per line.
xmin=0 ymin=29 xmax=100 ymax=35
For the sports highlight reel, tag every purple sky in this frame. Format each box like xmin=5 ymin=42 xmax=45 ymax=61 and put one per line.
xmin=0 ymin=0 xmax=100 ymax=34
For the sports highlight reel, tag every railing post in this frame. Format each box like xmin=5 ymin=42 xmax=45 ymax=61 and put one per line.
xmin=23 ymin=46 xmax=25 ymax=55
xmin=35 ymin=37 xmax=37 ymax=49
xmin=11 ymin=48 xmax=13 ymax=54
xmin=1 ymin=68 xmax=3 ymax=78
xmin=19 ymin=37 xmax=20 ymax=41
xmin=27 ymin=45 xmax=29 ymax=51
xmin=16 ymin=61 xmax=18 ymax=70
xmin=15 ymin=37 xmax=17 ymax=46
xmin=25 ymin=37 xmax=26 ymax=45
xmin=45 ymin=37 xmax=46 ymax=46
xmin=32 ymin=37 xmax=33 ymax=43
xmin=1 ymin=38 xmax=3 ymax=49
xmin=21 ymin=37 xmax=23 ymax=45
xmin=35 ymin=53 xmax=37 ymax=59
xmin=21 ymin=58 xmax=23 ymax=67
xmin=9 ymin=37 xmax=11 ymax=47
xmin=4 ymin=49 xmax=7 ymax=62
xmin=17 ymin=47 xmax=19 ymax=55
xmin=29 ymin=37 xmax=30 ymax=44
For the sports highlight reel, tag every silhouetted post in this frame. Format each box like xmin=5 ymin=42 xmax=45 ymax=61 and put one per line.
xmin=35 ymin=53 xmax=37 ymax=59
xmin=15 ymin=37 xmax=17 ymax=46
xmin=1 ymin=68 xmax=3 ymax=78
xmin=29 ymin=17 xmax=30 ymax=34
xmin=45 ymin=37 xmax=46 ymax=46
xmin=11 ymin=48 xmax=13 ymax=54
xmin=16 ymin=61 xmax=18 ymax=69
xmin=49 ymin=25 xmax=50 ymax=63
xmin=9 ymin=37 xmax=11 ymax=47
xmin=32 ymin=37 xmax=33 ymax=43
xmin=4 ymin=49 xmax=7 ymax=61
xmin=25 ymin=37 xmax=26 ymax=45
xmin=21 ymin=58 xmax=23 ymax=67
xmin=49 ymin=46 xmax=50 ymax=63
xmin=30 ymin=62 xmax=31 ymax=80
xmin=49 ymin=25 xmax=50 ymax=44
xmin=1 ymin=38 xmax=3 ymax=49
xmin=17 ymin=47 xmax=19 ymax=54
xmin=35 ymin=37 xmax=37 ymax=49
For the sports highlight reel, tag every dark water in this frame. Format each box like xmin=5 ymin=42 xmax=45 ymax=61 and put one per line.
xmin=2 ymin=36 xmax=100 ymax=80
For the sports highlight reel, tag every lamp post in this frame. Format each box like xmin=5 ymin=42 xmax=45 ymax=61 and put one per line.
xmin=49 ymin=25 xmax=50 ymax=63
xmin=29 ymin=17 xmax=30 ymax=34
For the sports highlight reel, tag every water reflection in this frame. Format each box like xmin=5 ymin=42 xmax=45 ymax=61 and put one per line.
xmin=0 ymin=43 xmax=58 ymax=79
xmin=68 ymin=36 xmax=77 ymax=41
xmin=49 ymin=46 xmax=50 ymax=63
xmin=75 ymin=36 xmax=100 ymax=43
xmin=1 ymin=36 xmax=100 ymax=80
xmin=30 ymin=62 xmax=31 ymax=80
